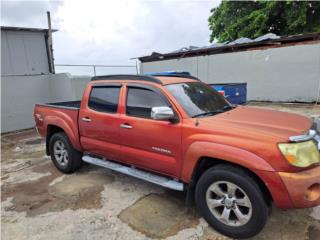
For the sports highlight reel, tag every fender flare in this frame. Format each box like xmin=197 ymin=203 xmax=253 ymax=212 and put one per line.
xmin=181 ymin=141 xmax=275 ymax=183
xmin=44 ymin=115 xmax=82 ymax=152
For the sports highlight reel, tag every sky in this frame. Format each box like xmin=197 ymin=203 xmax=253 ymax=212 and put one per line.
xmin=1 ymin=0 xmax=221 ymax=74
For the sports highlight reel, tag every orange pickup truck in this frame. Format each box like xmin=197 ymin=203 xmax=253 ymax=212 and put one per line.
xmin=34 ymin=74 xmax=320 ymax=238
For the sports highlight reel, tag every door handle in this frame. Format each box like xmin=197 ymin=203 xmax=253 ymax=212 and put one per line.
xmin=81 ymin=117 xmax=92 ymax=122
xmin=120 ymin=123 xmax=133 ymax=129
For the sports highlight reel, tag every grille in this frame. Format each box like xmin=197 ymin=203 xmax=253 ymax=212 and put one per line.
xmin=312 ymin=118 xmax=320 ymax=134
xmin=312 ymin=118 xmax=320 ymax=150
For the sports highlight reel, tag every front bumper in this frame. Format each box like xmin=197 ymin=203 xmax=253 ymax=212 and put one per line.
xmin=279 ymin=165 xmax=320 ymax=208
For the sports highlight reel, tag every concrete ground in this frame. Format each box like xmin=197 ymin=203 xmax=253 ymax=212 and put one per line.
xmin=1 ymin=103 xmax=320 ymax=240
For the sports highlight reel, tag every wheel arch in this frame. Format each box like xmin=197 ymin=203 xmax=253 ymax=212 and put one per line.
xmin=186 ymin=157 xmax=273 ymax=207
xmin=46 ymin=125 xmax=65 ymax=155
xmin=46 ymin=123 xmax=81 ymax=155
xmin=182 ymin=141 xmax=295 ymax=208
xmin=181 ymin=141 xmax=274 ymax=182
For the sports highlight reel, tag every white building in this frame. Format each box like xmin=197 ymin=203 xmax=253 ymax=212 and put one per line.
xmin=1 ymin=26 xmax=57 ymax=133
xmin=139 ymin=32 xmax=320 ymax=103
xmin=1 ymin=26 xmax=57 ymax=76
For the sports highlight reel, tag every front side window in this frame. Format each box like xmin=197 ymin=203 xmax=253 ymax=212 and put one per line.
xmin=166 ymin=82 xmax=232 ymax=117
xmin=126 ymin=87 xmax=169 ymax=118
xmin=88 ymin=86 xmax=120 ymax=113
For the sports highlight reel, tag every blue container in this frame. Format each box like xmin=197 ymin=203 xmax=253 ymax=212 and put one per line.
xmin=211 ymin=83 xmax=247 ymax=105
xmin=144 ymin=71 xmax=247 ymax=105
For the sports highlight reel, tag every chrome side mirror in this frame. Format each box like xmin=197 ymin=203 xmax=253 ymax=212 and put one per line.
xmin=151 ymin=106 xmax=174 ymax=121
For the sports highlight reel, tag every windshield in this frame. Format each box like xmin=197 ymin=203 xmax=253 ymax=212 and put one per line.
xmin=166 ymin=82 xmax=232 ymax=118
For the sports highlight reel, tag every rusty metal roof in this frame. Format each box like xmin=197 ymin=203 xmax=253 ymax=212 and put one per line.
xmin=138 ymin=32 xmax=320 ymax=63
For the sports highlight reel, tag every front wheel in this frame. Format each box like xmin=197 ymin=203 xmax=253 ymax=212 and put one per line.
xmin=195 ymin=165 xmax=269 ymax=239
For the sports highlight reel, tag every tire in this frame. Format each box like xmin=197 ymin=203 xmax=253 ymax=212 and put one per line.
xmin=195 ymin=164 xmax=269 ymax=239
xmin=49 ymin=132 xmax=82 ymax=173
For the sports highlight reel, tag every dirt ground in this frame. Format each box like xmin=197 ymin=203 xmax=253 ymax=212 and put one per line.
xmin=1 ymin=103 xmax=320 ymax=240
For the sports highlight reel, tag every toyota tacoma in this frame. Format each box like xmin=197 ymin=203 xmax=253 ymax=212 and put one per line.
xmin=34 ymin=74 xmax=320 ymax=238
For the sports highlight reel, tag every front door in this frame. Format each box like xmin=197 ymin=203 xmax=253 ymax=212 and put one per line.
xmin=119 ymin=83 xmax=182 ymax=177
xmin=79 ymin=83 xmax=123 ymax=161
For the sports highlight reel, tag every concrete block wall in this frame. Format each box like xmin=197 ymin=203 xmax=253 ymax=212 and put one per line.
xmin=140 ymin=43 xmax=320 ymax=103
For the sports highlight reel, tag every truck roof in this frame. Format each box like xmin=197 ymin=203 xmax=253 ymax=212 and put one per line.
xmin=91 ymin=74 xmax=199 ymax=85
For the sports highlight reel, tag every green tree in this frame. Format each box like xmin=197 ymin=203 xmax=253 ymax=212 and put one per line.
xmin=208 ymin=1 xmax=320 ymax=43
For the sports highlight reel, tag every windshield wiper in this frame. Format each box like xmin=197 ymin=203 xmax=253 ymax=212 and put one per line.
xmin=192 ymin=110 xmax=224 ymax=118
xmin=192 ymin=105 xmax=235 ymax=118
xmin=220 ymin=105 xmax=235 ymax=111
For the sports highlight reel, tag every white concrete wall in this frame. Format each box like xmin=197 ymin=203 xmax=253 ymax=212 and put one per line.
xmin=70 ymin=76 xmax=92 ymax=99
xmin=0 ymin=29 xmax=93 ymax=133
xmin=1 ymin=73 xmax=90 ymax=133
xmin=1 ymin=75 xmax=50 ymax=133
xmin=1 ymin=30 xmax=50 ymax=76
xmin=141 ymin=43 xmax=320 ymax=102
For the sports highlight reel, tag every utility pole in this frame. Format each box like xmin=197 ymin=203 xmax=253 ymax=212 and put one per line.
xmin=47 ymin=11 xmax=55 ymax=73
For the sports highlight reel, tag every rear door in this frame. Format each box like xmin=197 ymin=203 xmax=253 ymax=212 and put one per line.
xmin=119 ymin=83 xmax=182 ymax=177
xmin=79 ymin=83 xmax=123 ymax=161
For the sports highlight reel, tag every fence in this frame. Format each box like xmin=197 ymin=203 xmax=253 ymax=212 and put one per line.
xmin=55 ymin=64 xmax=138 ymax=76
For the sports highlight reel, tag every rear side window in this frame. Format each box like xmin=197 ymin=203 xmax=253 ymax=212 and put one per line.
xmin=88 ymin=86 xmax=120 ymax=113
xmin=126 ymin=87 xmax=169 ymax=118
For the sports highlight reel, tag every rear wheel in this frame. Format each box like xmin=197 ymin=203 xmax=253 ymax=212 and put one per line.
xmin=195 ymin=165 xmax=269 ymax=239
xmin=49 ymin=132 xmax=82 ymax=173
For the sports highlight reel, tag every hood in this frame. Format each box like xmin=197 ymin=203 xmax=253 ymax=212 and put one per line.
xmin=199 ymin=106 xmax=312 ymax=142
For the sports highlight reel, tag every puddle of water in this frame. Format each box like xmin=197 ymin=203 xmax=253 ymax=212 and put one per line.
xmin=308 ymin=225 xmax=320 ymax=240
xmin=118 ymin=193 xmax=200 ymax=239
xmin=2 ymin=162 xmax=114 ymax=217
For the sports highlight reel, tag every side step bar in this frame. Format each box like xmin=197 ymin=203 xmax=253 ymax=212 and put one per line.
xmin=82 ymin=155 xmax=184 ymax=191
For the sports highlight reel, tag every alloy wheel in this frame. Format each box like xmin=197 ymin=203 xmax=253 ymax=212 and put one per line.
xmin=53 ymin=140 xmax=69 ymax=167
xmin=206 ymin=181 xmax=252 ymax=226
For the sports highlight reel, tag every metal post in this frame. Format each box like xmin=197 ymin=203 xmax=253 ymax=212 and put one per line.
xmin=46 ymin=11 xmax=55 ymax=73
xmin=316 ymin=59 xmax=320 ymax=105
xmin=93 ymin=65 xmax=96 ymax=76
xmin=135 ymin=60 xmax=139 ymax=74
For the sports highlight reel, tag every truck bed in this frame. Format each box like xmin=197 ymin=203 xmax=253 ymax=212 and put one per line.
xmin=43 ymin=100 xmax=81 ymax=109
xmin=34 ymin=101 xmax=81 ymax=146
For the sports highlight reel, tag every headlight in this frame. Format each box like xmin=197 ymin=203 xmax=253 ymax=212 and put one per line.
xmin=278 ymin=140 xmax=320 ymax=167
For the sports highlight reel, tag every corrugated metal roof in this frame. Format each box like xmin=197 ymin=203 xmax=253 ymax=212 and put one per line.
xmin=138 ymin=32 xmax=320 ymax=62
xmin=1 ymin=26 xmax=58 ymax=33
xmin=227 ymin=37 xmax=253 ymax=45
xmin=253 ymin=33 xmax=279 ymax=41
xmin=170 ymin=45 xmax=201 ymax=53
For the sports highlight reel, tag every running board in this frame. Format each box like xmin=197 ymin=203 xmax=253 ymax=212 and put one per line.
xmin=82 ymin=155 xmax=184 ymax=191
